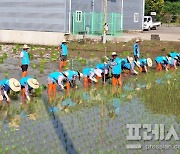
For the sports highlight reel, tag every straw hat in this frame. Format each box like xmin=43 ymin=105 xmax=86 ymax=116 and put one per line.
xmin=127 ymin=56 xmax=134 ymax=63
xmin=0 ymin=95 xmax=3 ymax=101
xmin=23 ymin=44 xmax=30 ymax=49
xmin=147 ymin=58 xmax=153 ymax=67
xmin=112 ymin=52 xmax=117 ymax=56
xmin=134 ymin=61 xmax=140 ymax=68
xmin=27 ymin=78 xmax=39 ymax=89
xmin=62 ymin=39 xmax=66 ymax=43
xmin=9 ymin=78 xmax=21 ymax=92
xmin=94 ymin=69 xmax=102 ymax=77
xmin=136 ymin=39 xmax=141 ymax=43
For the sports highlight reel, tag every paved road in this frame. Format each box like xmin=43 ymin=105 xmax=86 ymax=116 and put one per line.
xmin=122 ymin=25 xmax=180 ymax=42
xmin=144 ymin=25 xmax=180 ymax=34
xmin=77 ymin=25 xmax=180 ymax=42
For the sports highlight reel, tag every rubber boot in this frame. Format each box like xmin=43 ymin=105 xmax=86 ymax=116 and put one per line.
xmin=117 ymin=76 xmax=122 ymax=88
xmin=112 ymin=76 xmax=117 ymax=86
xmin=48 ymin=83 xmax=53 ymax=103
xmin=63 ymin=60 xmax=66 ymax=67
xmin=0 ymin=100 xmax=2 ymax=109
xmin=59 ymin=61 xmax=64 ymax=72
xmin=139 ymin=67 xmax=143 ymax=73
xmin=83 ymin=77 xmax=88 ymax=88
xmin=21 ymin=88 xmax=26 ymax=102
xmin=66 ymin=82 xmax=70 ymax=91
xmin=52 ymin=84 xmax=56 ymax=100
xmin=156 ymin=63 xmax=162 ymax=71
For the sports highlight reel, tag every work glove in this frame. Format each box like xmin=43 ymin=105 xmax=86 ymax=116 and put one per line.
xmin=27 ymin=96 xmax=30 ymax=101
xmin=105 ymin=56 xmax=109 ymax=60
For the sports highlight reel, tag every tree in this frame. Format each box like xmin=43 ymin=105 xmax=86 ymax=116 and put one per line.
xmin=145 ymin=0 xmax=164 ymax=15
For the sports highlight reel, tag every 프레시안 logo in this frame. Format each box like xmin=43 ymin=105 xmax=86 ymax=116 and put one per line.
xmin=126 ymin=124 xmax=179 ymax=150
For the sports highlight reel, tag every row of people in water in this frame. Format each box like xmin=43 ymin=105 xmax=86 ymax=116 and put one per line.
xmin=0 ymin=51 xmax=179 ymax=105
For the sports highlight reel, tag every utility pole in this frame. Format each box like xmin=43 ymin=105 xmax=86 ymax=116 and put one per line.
xmin=103 ymin=0 xmax=107 ymax=44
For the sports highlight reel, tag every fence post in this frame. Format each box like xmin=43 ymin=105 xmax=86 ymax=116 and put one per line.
xmin=72 ymin=12 xmax=75 ymax=34
xmin=91 ymin=12 xmax=94 ymax=34
xmin=83 ymin=12 xmax=86 ymax=33
xmin=121 ymin=13 xmax=123 ymax=35
xmin=111 ymin=13 xmax=114 ymax=36
xmin=114 ymin=13 xmax=117 ymax=36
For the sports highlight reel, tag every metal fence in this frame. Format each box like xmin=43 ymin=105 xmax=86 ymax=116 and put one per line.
xmin=72 ymin=12 xmax=123 ymax=36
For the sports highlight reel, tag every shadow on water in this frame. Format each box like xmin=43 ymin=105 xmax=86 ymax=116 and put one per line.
xmin=42 ymin=94 xmax=78 ymax=154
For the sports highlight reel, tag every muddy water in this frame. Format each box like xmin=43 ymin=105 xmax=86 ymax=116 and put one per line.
xmin=0 ymin=47 xmax=180 ymax=153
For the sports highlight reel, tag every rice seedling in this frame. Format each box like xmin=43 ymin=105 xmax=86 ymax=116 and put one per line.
xmin=0 ymin=56 xmax=4 ymax=64
xmin=2 ymin=53 xmax=8 ymax=59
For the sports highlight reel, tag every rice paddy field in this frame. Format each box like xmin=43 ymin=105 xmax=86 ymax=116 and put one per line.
xmin=0 ymin=41 xmax=179 ymax=154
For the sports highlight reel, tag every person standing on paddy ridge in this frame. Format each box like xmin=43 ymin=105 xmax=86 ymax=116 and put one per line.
xmin=20 ymin=76 xmax=39 ymax=102
xmin=108 ymin=52 xmax=122 ymax=87
xmin=19 ymin=44 xmax=30 ymax=77
xmin=155 ymin=56 xmax=169 ymax=71
xmin=95 ymin=63 xmax=110 ymax=82
xmin=47 ymin=72 xmax=68 ymax=101
xmin=0 ymin=78 xmax=21 ymax=107
xmin=121 ymin=56 xmax=140 ymax=75
xmin=133 ymin=39 xmax=141 ymax=61
xmin=63 ymin=70 xmax=83 ymax=90
xmin=58 ymin=39 xmax=68 ymax=72
xmin=138 ymin=58 xmax=153 ymax=73
xmin=82 ymin=68 xmax=102 ymax=87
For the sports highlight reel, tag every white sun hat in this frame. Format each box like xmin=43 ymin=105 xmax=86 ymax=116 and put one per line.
xmin=62 ymin=39 xmax=67 ymax=43
xmin=27 ymin=78 xmax=39 ymax=89
xmin=147 ymin=58 xmax=153 ymax=67
xmin=9 ymin=78 xmax=21 ymax=92
xmin=134 ymin=61 xmax=140 ymax=68
xmin=127 ymin=56 xmax=134 ymax=63
xmin=112 ymin=52 xmax=117 ymax=56
xmin=94 ymin=69 xmax=102 ymax=77
xmin=0 ymin=94 xmax=3 ymax=101
xmin=23 ymin=44 xmax=30 ymax=49
xmin=136 ymin=39 xmax=141 ymax=43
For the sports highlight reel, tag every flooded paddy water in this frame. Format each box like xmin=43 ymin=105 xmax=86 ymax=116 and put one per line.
xmin=0 ymin=44 xmax=179 ymax=153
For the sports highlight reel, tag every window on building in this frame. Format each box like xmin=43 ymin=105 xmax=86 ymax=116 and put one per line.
xmin=76 ymin=11 xmax=82 ymax=22
xmin=134 ymin=13 xmax=139 ymax=22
